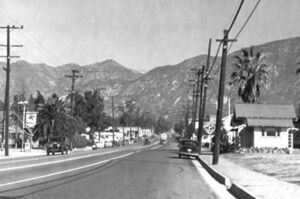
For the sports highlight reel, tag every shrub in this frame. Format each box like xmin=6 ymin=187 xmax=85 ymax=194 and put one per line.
xmin=72 ymin=134 xmax=87 ymax=148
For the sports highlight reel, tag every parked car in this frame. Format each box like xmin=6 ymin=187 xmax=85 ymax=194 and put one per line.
xmin=160 ymin=133 xmax=167 ymax=144
xmin=105 ymin=141 xmax=113 ymax=148
xmin=46 ymin=137 xmax=68 ymax=156
xmin=92 ymin=140 xmax=105 ymax=150
xmin=144 ymin=138 xmax=151 ymax=145
xmin=178 ymin=139 xmax=199 ymax=158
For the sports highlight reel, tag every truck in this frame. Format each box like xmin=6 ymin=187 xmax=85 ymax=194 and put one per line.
xmin=160 ymin=133 xmax=167 ymax=144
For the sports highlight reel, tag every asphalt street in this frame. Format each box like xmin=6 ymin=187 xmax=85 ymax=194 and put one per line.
xmin=0 ymin=140 xmax=219 ymax=199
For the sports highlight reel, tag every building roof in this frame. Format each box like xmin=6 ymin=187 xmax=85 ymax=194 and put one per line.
xmin=235 ymin=104 xmax=296 ymax=119
xmin=247 ymin=118 xmax=294 ymax=127
xmin=233 ymin=104 xmax=296 ymax=128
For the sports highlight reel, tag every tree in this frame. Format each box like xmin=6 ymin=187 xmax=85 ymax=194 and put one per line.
xmin=36 ymin=94 xmax=72 ymax=143
xmin=154 ymin=116 xmax=171 ymax=134
xmin=84 ymin=90 xmax=107 ymax=131
xmin=27 ymin=94 xmax=35 ymax=111
xmin=10 ymin=93 xmax=26 ymax=128
xmin=34 ymin=91 xmax=45 ymax=111
xmin=72 ymin=90 xmax=107 ymax=134
xmin=174 ymin=120 xmax=184 ymax=135
xmin=230 ymin=46 xmax=270 ymax=103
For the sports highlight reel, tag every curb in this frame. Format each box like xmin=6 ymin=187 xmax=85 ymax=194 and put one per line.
xmin=196 ymin=156 xmax=260 ymax=199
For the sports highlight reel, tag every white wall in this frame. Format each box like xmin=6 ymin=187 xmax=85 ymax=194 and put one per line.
xmin=254 ymin=127 xmax=288 ymax=148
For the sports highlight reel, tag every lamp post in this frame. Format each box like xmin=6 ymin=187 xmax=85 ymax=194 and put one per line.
xmin=18 ymin=100 xmax=27 ymax=152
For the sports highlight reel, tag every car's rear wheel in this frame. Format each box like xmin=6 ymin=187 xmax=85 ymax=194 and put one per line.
xmin=52 ymin=152 xmax=54 ymax=155
xmin=47 ymin=151 xmax=50 ymax=156
xmin=61 ymin=151 xmax=64 ymax=155
xmin=178 ymin=154 xmax=181 ymax=158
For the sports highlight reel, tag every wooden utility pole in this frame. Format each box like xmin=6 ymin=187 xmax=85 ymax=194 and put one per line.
xmin=111 ymin=96 xmax=115 ymax=144
xmin=0 ymin=25 xmax=23 ymax=156
xmin=65 ymin=70 xmax=82 ymax=118
xmin=190 ymin=69 xmax=201 ymax=137
xmin=197 ymin=65 xmax=205 ymax=142
xmin=213 ymin=30 xmax=236 ymax=165
xmin=182 ymin=100 xmax=192 ymax=138
xmin=198 ymin=39 xmax=212 ymax=153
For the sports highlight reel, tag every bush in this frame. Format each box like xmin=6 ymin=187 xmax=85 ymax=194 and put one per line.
xmin=72 ymin=134 xmax=87 ymax=148
xmin=236 ymin=147 xmax=289 ymax=154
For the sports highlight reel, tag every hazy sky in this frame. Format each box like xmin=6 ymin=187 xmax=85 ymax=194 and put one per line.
xmin=0 ymin=0 xmax=300 ymax=71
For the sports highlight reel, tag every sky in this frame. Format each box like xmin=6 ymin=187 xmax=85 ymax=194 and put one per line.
xmin=0 ymin=0 xmax=300 ymax=72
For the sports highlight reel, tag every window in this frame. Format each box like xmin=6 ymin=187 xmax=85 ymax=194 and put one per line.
xmin=262 ymin=128 xmax=279 ymax=137
xmin=266 ymin=131 xmax=276 ymax=137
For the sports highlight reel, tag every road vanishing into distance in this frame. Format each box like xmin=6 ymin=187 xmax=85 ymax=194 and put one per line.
xmin=0 ymin=140 xmax=222 ymax=199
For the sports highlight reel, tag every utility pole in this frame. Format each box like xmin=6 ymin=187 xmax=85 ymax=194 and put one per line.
xmin=182 ymin=100 xmax=191 ymax=138
xmin=136 ymin=106 xmax=140 ymax=139
xmin=111 ymin=96 xmax=115 ymax=144
xmin=65 ymin=70 xmax=82 ymax=118
xmin=213 ymin=30 xmax=236 ymax=165
xmin=198 ymin=39 xmax=212 ymax=153
xmin=190 ymin=68 xmax=201 ymax=138
xmin=197 ymin=65 xmax=205 ymax=141
xmin=0 ymin=25 xmax=23 ymax=156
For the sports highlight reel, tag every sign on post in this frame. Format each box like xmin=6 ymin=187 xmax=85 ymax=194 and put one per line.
xmin=25 ymin=112 xmax=37 ymax=128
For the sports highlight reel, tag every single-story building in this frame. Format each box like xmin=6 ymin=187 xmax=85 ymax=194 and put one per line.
xmin=232 ymin=104 xmax=296 ymax=148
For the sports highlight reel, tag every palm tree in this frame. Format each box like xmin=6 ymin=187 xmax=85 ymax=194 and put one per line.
xmin=36 ymin=94 xmax=71 ymax=143
xmin=230 ymin=46 xmax=270 ymax=103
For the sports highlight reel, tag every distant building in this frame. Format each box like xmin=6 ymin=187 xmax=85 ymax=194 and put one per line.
xmin=232 ymin=104 xmax=296 ymax=148
xmin=0 ymin=111 xmax=23 ymax=147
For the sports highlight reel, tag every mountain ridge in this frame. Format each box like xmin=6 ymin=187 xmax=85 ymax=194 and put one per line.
xmin=0 ymin=36 xmax=299 ymax=120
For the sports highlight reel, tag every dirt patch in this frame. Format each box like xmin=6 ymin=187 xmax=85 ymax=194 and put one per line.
xmin=222 ymin=153 xmax=300 ymax=185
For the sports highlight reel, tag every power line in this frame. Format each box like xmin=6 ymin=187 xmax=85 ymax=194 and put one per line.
xmin=226 ymin=0 xmax=245 ymax=34
xmin=0 ymin=13 xmax=62 ymax=66
xmin=205 ymin=41 xmax=222 ymax=79
xmin=228 ymin=0 xmax=262 ymax=52
xmin=224 ymin=0 xmax=242 ymax=30
xmin=205 ymin=0 xmax=245 ymax=80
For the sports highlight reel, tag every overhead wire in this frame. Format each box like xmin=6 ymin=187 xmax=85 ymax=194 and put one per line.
xmin=205 ymin=0 xmax=245 ymax=79
xmin=228 ymin=0 xmax=261 ymax=52
xmin=0 ymin=13 xmax=62 ymax=66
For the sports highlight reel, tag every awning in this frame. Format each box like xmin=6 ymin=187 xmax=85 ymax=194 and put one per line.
xmin=247 ymin=118 xmax=294 ymax=127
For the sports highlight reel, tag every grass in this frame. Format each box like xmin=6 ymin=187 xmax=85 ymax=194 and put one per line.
xmin=222 ymin=152 xmax=300 ymax=185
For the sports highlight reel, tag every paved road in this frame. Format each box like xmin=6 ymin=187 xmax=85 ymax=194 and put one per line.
xmin=0 ymin=140 xmax=219 ymax=199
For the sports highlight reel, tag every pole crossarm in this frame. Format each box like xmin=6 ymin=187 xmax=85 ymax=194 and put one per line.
xmin=65 ymin=70 xmax=83 ymax=118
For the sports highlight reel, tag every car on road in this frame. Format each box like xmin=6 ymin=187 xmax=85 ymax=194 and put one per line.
xmin=144 ymin=138 xmax=151 ymax=145
xmin=92 ymin=140 xmax=105 ymax=150
xmin=46 ymin=137 xmax=68 ymax=156
xmin=178 ymin=139 xmax=199 ymax=158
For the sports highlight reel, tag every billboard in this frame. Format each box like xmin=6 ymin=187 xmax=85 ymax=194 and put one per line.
xmin=26 ymin=111 xmax=37 ymax=128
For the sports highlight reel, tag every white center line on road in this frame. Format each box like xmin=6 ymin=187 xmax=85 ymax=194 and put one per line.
xmin=0 ymin=152 xmax=134 ymax=188
xmin=192 ymin=159 xmax=235 ymax=199
xmin=150 ymin=145 xmax=163 ymax=150
xmin=0 ymin=150 xmax=122 ymax=172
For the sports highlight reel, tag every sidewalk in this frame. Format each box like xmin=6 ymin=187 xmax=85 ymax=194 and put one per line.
xmin=0 ymin=148 xmax=46 ymax=159
xmin=199 ymin=152 xmax=300 ymax=199
xmin=0 ymin=138 xmax=159 ymax=160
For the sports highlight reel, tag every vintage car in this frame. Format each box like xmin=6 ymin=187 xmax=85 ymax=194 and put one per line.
xmin=178 ymin=139 xmax=199 ymax=158
xmin=46 ymin=137 xmax=68 ymax=156
xmin=92 ymin=140 xmax=105 ymax=150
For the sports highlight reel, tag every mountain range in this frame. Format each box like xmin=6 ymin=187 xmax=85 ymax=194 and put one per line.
xmin=0 ymin=36 xmax=300 ymax=121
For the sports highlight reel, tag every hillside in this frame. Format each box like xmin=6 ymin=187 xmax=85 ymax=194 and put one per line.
xmin=0 ymin=36 xmax=299 ymax=121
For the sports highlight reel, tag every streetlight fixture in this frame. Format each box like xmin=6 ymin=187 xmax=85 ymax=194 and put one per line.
xmin=18 ymin=100 xmax=27 ymax=152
